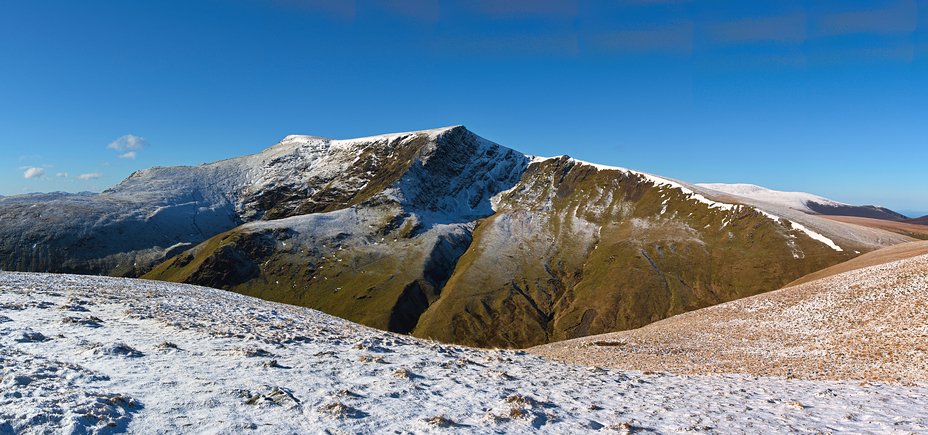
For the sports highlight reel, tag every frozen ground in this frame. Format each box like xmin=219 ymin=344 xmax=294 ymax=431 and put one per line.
xmin=2 ymin=272 xmax=927 ymax=434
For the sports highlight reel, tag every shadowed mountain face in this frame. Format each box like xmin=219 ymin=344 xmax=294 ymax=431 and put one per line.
xmin=0 ymin=127 xmax=914 ymax=348
xmin=908 ymin=215 xmax=928 ymax=225
xmin=805 ymin=201 xmax=907 ymax=221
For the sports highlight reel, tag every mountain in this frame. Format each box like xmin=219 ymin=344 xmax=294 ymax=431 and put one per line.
xmin=909 ymin=215 xmax=928 ymax=225
xmin=530 ymin=241 xmax=928 ymax=384
xmin=810 ymin=215 xmax=928 ymax=241
xmin=0 ymin=126 xmax=916 ymax=348
xmin=900 ymin=210 xmax=928 ymax=219
xmin=409 ymin=160 xmax=909 ymax=347
xmin=696 ymin=183 xmax=907 ymax=221
xmin=5 ymin=272 xmax=924 ymax=434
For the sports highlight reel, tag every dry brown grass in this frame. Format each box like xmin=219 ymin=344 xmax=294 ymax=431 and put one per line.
xmin=786 ymin=240 xmax=928 ymax=287
xmin=529 ymin=246 xmax=928 ymax=384
xmin=820 ymin=215 xmax=928 ymax=238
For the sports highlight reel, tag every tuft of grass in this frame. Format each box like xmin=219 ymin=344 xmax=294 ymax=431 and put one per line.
xmin=320 ymin=402 xmax=363 ymax=418
xmin=505 ymin=394 xmax=536 ymax=407
xmin=426 ymin=415 xmax=458 ymax=427
xmin=392 ymin=368 xmax=413 ymax=379
xmin=357 ymin=355 xmax=385 ymax=363
xmin=593 ymin=340 xmax=626 ymax=347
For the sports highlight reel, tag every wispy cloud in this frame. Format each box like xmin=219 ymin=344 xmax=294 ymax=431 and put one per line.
xmin=436 ymin=33 xmax=580 ymax=57
xmin=23 ymin=167 xmax=45 ymax=179
xmin=586 ymin=21 xmax=694 ymax=55
xmin=267 ymin=0 xmax=356 ymax=21
xmin=56 ymin=172 xmax=68 ymax=178
xmin=811 ymin=0 xmax=918 ymax=37
xmin=107 ymin=135 xmax=147 ymax=152
xmin=77 ymin=173 xmax=104 ymax=181
xmin=703 ymin=13 xmax=807 ymax=46
xmin=370 ymin=0 xmax=440 ymax=22
xmin=461 ymin=0 xmax=578 ymax=19
xmin=118 ymin=151 xmax=137 ymax=159
xmin=811 ymin=44 xmax=915 ymax=65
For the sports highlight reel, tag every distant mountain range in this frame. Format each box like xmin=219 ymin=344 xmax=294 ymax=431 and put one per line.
xmin=0 ymin=126 xmax=918 ymax=347
xmin=898 ymin=210 xmax=928 ymax=219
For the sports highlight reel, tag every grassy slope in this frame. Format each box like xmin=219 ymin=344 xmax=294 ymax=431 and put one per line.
xmin=818 ymin=215 xmax=928 ymax=241
xmin=143 ymin=223 xmax=437 ymax=331
xmin=784 ymin=240 xmax=928 ymax=288
xmin=413 ymin=159 xmax=860 ymax=348
xmin=148 ymin=155 xmax=882 ymax=350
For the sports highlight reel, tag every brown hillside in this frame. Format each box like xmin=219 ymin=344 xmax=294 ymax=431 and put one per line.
xmin=529 ymin=241 xmax=928 ymax=384
xmin=819 ymin=215 xmax=928 ymax=240
xmin=785 ymin=240 xmax=928 ymax=287
xmin=908 ymin=215 xmax=928 ymax=225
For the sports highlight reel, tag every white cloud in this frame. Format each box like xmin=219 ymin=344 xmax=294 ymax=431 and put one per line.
xmin=77 ymin=173 xmax=104 ymax=180
xmin=57 ymin=172 xmax=68 ymax=177
xmin=23 ymin=167 xmax=45 ymax=179
xmin=118 ymin=151 xmax=137 ymax=159
xmin=107 ymin=135 xmax=147 ymax=152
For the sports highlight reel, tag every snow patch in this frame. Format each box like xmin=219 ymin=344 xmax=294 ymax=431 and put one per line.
xmin=3 ymin=272 xmax=923 ymax=434
xmin=756 ymin=210 xmax=843 ymax=252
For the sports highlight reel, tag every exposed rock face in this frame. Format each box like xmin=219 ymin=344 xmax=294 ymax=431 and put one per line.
xmin=0 ymin=126 xmax=914 ymax=348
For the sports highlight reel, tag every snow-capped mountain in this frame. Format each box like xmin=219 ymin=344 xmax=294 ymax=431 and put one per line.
xmin=0 ymin=126 xmax=524 ymax=277
xmin=697 ymin=183 xmax=906 ymax=221
xmin=0 ymin=127 xmax=916 ymax=348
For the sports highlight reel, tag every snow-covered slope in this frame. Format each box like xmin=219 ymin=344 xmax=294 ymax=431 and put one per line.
xmin=697 ymin=183 xmax=906 ymax=221
xmin=695 ymin=183 xmax=844 ymax=212
xmin=0 ymin=126 xmax=525 ymax=277
xmin=3 ymin=272 xmax=927 ymax=434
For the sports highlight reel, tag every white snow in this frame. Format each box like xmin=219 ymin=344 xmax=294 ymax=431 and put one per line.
xmin=756 ymin=210 xmax=843 ymax=252
xmin=696 ymin=183 xmax=847 ymax=213
xmin=788 ymin=220 xmax=844 ymax=252
xmin=3 ymin=272 xmax=927 ymax=434
xmin=564 ymin=158 xmax=737 ymax=211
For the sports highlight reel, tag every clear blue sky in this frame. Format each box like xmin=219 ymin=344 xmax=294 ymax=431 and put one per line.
xmin=2 ymin=0 xmax=926 ymax=215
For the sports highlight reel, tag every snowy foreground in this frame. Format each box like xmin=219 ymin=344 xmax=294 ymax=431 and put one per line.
xmin=2 ymin=273 xmax=927 ymax=434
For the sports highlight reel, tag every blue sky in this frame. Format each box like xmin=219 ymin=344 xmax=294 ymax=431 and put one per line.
xmin=2 ymin=0 xmax=926 ymax=215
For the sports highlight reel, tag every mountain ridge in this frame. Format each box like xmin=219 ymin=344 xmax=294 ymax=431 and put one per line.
xmin=696 ymin=183 xmax=907 ymax=221
xmin=0 ymin=126 xmax=916 ymax=347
